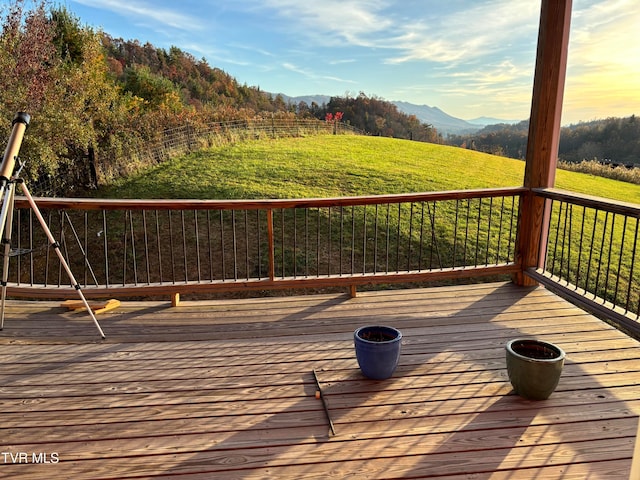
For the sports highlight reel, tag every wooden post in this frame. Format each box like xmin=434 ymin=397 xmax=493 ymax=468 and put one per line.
xmin=171 ymin=293 xmax=180 ymax=307
xmin=515 ymin=0 xmax=572 ymax=286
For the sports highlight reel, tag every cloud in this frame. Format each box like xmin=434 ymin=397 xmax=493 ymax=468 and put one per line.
xmin=282 ymin=62 xmax=357 ymax=84
xmin=384 ymin=1 xmax=539 ymax=65
xmin=71 ymin=0 xmax=206 ymax=31
xmin=569 ymin=0 xmax=640 ymax=68
xmin=247 ymin=0 xmax=393 ymax=47
xmin=243 ymin=0 xmax=539 ymax=66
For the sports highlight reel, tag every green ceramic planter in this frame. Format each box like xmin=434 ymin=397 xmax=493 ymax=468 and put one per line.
xmin=505 ymin=338 xmax=565 ymax=400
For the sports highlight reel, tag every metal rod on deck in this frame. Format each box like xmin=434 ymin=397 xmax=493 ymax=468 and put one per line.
xmin=312 ymin=369 xmax=336 ymax=436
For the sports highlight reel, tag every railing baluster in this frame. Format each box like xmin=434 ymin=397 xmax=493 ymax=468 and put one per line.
xmin=585 ymin=208 xmax=598 ymax=293
xmin=463 ymin=199 xmax=471 ymax=267
xmin=417 ymin=202 xmax=425 ymax=271
xmin=576 ymin=205 xmax=586 ymax=291
xmin=142 ymin=210 xmax=150 ymax=285
xmin=267 ymin=208 xmax=275 ymax=281
xmin=452 ymin=200 xmax=459 ymax=267
xmin=603 ymin=213 xmax=617 ymax=301
xmin=44 ymin=211 xmax=51 ymax=287
xmin=508 ymin=196 xmax=517 ymax=263
xmin=613 ymin=215 xmax=628 ymax=305
xmin=181 ymin=211 xmax=188 ymax=283
xmin=396 ymin=203 xmax=401 ymax=273
xmin=594 ymin=211 xmax=609 ymax=296
xmin=327 ymin=206 xmax=332 ymax=276
xmin=495 ymin=198 xmax=504 ymax=265
xmin=168 ymin=211 xmax=176 ymax=284
xmin=385 ymin=204 xmax=390 ymax=274
xmin=373 ymin=204 xmax=379 ymax=274
xmin=624 ymin=218 xmax=638 ymax=314
xmin=474 ymin=198 xmax=482 ymax=267
xmin=293 ymin=208 xmax=297 ymax=278
xmin=485 ymin=197 xmax=493 ymax=266
xmin=362 ymin=205 xmax=367 ymax=275
xmin=103 ymin=211 xmax=110 ymax=288
xmin=130 ymin=210 xmax=139 ymax=285
xmin=206 ymin=211 xmax=213 ymax=281
xmin=339 ymin=206 xmax=344 ymax=275
xmin=256 ymin=210 xmax=262 ymax=279
xmin=219 ymin=210 xmax=226 ymax=281
xmin=559 ymin=202 xmax=569 ymax=282
xmin=58 ymin=213 xmax=68 ymax=284
xmin=194 ymin=210 xmax=201 ymax=283
xmin=351 ymin=205 xmax=356 ymax=276
xmin=155 ymin=210 xmax=162 ymax=284
xmin=304 ymin=208 xmax=309 ymax=277
xmin=245 ymin=210 xmax=250 ymax=280
xmin=122 ymin=211 xmax=128 ymax=286
xmin=280 ymin=209 xmax=285 ymax=278
xmin=83 ymin=211 xmax=88 ymax=286
xmin=316 ymin=207 xmax=321 ymax=277
xmin=232 ymin=210 xmax=238 ymax=281
xmin=550 ymin=200 xmax=562 ymax=276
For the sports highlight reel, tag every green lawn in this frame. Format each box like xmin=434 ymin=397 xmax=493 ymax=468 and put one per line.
xmin=99 ymin=134 xmax=639 ymax=311
xmin=105 ymin=135 xmax=640 ymax=203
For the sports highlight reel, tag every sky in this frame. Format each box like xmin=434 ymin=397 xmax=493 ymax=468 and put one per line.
xmin=46 ymin=0 xmax=640 ymax=124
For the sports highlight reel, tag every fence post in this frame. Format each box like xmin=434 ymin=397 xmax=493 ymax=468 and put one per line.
xmin=515 ymin=0 xmax=572 ymax=286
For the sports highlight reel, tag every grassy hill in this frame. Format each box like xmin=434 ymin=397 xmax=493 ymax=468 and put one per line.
xmin=104 ymin=135 xmax=640 ymax=203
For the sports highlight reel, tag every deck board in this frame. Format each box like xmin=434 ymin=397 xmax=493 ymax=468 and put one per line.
xmin=1 ymin=282 xmax=639 ymax=479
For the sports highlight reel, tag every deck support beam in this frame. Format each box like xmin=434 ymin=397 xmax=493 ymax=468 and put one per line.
xmin=515 ymin=0 xmax=572 ymax=286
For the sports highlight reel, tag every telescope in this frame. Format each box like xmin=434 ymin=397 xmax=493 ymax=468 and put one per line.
xmin=0 ymin=112 xmax=105 ymax=338
xmin=0 ymin=112 xmax=30 ymax=184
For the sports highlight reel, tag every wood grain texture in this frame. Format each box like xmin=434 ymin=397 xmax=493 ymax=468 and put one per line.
xmin=1 ymin=281 xmax=639 ymax=479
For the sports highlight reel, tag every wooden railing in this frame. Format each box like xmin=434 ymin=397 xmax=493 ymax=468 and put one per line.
xmin=6 ymin=185 xmax=640 ymax=336
xmin=6 ymin=187 xmax=525 ymax=299
xmin=527 ymin=188 xmax=640 ymax=335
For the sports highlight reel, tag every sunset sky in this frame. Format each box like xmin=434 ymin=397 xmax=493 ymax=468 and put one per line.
xmin=62 ymin=0 xmax=639 ymax=125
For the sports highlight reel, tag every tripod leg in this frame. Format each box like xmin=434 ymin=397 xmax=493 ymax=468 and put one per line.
xmin=0 ymin=183 xmax=14 ymax=330
xmin=18 ymin=182 xmax=106 ymax=339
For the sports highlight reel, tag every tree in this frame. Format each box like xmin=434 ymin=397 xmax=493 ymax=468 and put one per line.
xmin=0 ymin=1 xmax=140 ymax=193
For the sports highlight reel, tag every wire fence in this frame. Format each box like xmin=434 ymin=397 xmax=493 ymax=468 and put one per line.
xmin=137 ymin=118 xmax=364 ymax=167
xmin=27 ymin=118 xmax=364 ymax=197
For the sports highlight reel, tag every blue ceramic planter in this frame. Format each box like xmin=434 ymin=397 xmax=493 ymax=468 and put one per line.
xmin=354 ymin=325 xmax=402 ymax=380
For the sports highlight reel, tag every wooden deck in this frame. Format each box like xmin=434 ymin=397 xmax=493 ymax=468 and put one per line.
xmin=1 ymin=282 xmax=639 ymax=479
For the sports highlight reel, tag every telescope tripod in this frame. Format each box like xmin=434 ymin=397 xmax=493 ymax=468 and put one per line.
xmin=0 ymin=113 xmax=105 ymax=339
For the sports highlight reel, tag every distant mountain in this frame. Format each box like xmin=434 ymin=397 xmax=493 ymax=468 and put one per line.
xmin=391 ymin=101 xmax=481 ymax=135
xmin=467 ymin=116 xmax=521 ymax=126
xmin=278 ymin=94 xmax=332 ymax=106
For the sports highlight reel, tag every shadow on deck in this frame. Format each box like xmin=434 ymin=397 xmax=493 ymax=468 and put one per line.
xmin=1 ymin=282 xmax=639 ymax=478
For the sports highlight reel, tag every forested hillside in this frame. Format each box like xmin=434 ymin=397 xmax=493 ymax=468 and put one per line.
xmin=101 ymin=35 xmax=284 ymax=115
xmin=320 ymin=94 xmax=441 ymax=143
xmin=102 ymin=37 xmax=441 ymax=142
xmin=446 ymin=116 xmax=640 ymax=167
